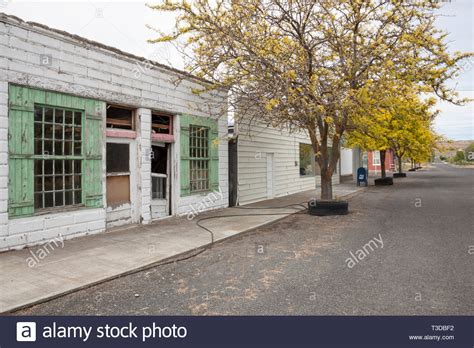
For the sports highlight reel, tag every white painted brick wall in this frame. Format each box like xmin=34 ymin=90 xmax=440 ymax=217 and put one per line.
xmin=0 ymin=15 xmax=229 ymax=250
xmin=138 ymin=108 xmax=152 ymax=225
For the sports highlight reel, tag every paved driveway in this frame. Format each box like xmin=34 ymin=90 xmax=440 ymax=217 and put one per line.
xmin=16 ymin=163 xmax=474 ymax=315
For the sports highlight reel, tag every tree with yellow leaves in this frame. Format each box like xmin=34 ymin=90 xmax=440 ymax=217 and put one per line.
xmin=348 ymin=85 xmax=439 ymax=179
xmin=149 ymin=0 xmax=471 ymax=200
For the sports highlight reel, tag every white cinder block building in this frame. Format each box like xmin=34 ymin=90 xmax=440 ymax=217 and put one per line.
xmin=0 ymin=13 xmax=228 ymax=251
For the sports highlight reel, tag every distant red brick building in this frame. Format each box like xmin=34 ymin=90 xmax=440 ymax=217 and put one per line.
xmin=368 ymin=150 xmax=396 ymax=174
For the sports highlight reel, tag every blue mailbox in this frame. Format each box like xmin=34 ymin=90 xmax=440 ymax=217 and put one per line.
xmin=357 ymin=167 xmax=368 ymax=186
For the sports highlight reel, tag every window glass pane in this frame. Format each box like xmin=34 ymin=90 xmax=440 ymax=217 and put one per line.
xmin=44 ymin=192 xmax=53 ymax=208
xmin=65 ymin=160 xmax=73 ymax=174
xmin=74 ymin=142 xmax=82 ymax=156
xmin=106 ymin=143 xmax=130 ymax=173
xmin=299 ymin=144 xmax=314 ymax=176
xmin=44 ymin=176 xmax=53 ymax=191
xmin=44 ymin=108 xmax=53 ymax=123
xmin=34 ymin=160 xmax=42 ymax=176
xmin=34 ymin=193 xmax=43 ymax=209
xmin=64 ymin=126 xmax=73 ymax=140
xmin=73 ymin=160 xmax=81 ymax=174
xmin=55 ymin=192 xmax=64 ymax=206
xmin=35 ymin=139 xmax=42 ymax=155
xmin=54 ymin=176 xmax=63 ymax=191
xmin=65 ymin=176 xmax=73 ymax=190
xmin=65 ymin=110 xmax=73 ymax=125
xmin=151 ymin=145 xmax=167 ymax=174
xmin=34 ymin=122 xmax=42 ymax=138
xmin=74 ymin=112 xmax=82 ymax=126
xmin=74 ymin=190 xmax=82 ymax=204
xmin=44 ymin=160 xmax=53 ymax=175
xmin=64 ymin=141 xmax=72 ymax=155
xmin=73 ymin=175 xmax=81 ymax=189
xmin=34 ymin=176 xmax=42 ymax=192
xmin=65 ymin=191 xmax=73 ymax=205
xmin=55 ymin=160 xmax=63 ymax=174
xmin=54 ymin=124 xmax=63 ymax=140
xmin=34 ymin=106 xmax=43 ymax=122
xmin=55 ymin=109 xmax=64 ymax=124
xmin=54 ymin=141 xmax=63 ymax=156
xmin=44 ymin=140 xmax=53 ymax=155
xmin=44 ymin=123 xmax=53 ymax=139
xmin=74 ymin=127 xmax=81 ymax=141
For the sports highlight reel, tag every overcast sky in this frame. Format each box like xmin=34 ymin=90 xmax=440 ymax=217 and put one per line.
xmin=1 ymin=0 xmax=473 ymax=140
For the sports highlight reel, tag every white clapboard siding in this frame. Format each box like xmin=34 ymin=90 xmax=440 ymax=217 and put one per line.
xmin=236 ymin=119 xmax=340 ymax=205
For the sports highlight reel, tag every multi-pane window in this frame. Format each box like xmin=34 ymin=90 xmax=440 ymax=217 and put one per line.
xmin=34 ymin=106 xmax=83 ymax=209
xmin=189 ymin=125 xmax=210 ymax=192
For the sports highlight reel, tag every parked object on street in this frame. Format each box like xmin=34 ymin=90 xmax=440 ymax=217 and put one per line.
xmin=308 ymin=199 xmax=349 ymax=216
xmin=374 ymin=177 xmax=394 ymax=186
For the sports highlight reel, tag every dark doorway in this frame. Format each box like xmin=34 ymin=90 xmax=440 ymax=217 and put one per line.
xmin=228 ymin=138 xmax=238 ymax=207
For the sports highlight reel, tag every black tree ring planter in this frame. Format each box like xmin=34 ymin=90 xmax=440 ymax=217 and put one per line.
xmin=308 ymin=199 xmax=349 ymax=216
xmin=393 ymin=173 xmax=407 ymax=178
xmin=408 ymin=168 xmax=416 ymax=172
xmin=374 ymin=177 xmax=394 ymax=185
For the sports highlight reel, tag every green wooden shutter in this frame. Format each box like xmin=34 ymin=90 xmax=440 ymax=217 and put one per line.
xmin=8 ymin=86 xmax=35 ymax=217
xmin=209 ymin=120 xmax=219 ymax=191
xmin=179 ymin=115 xmax=219 ymax=196
xmin=7 ymin=85 xmax=105 ymax=217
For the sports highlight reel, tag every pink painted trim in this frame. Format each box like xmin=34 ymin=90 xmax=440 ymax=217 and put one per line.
xmin=152 ymin=133 xmax=175 ymax=143
xmin=106 ymin=129 xmax=137 ymax=139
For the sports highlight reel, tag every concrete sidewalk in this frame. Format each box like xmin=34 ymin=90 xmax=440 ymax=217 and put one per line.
xmin=0 ymin=184 xmax=364 ymax=313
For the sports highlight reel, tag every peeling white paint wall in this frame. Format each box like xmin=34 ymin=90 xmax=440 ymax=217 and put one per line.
xmin=0 ymin=14 xmax=228 ymax=250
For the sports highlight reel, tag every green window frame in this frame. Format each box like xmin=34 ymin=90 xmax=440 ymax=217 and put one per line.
xmin=180 ymin=115 xmax=219 ymax=196
xmin=8 ymin=85 xmax=105 ymax=217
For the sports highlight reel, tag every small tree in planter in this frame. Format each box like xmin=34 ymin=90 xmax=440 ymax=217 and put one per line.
xmin=150 ymin=0 xmax=472 ymax=214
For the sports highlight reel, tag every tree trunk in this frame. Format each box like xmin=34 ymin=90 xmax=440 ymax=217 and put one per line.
xmin=398 ymin=156 xmax=403 ymax=174
xmin=320 ymin=169 xmax=333 ymax=200
xmin=380 ymin=150 xmax=386 ymax=178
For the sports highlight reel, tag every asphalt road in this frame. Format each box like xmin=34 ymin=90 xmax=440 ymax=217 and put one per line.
xmin=16 ymin=163 xmax=474 ymax=315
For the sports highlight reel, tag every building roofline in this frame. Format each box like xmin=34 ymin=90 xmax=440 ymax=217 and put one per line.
xmin=0 ymin=12 xmax=216 ymax=86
